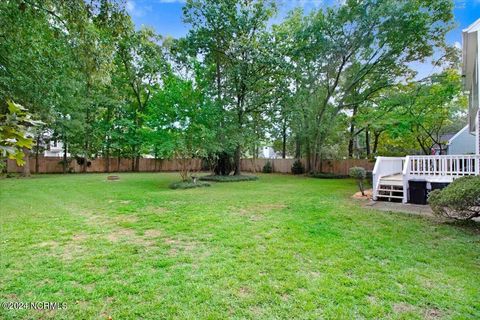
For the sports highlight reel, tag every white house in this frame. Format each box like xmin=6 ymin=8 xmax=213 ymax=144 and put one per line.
xmin=372 ymin=18 xmax=480 ymax=203
xmin=445 ymin=125 xmax=477 ymax=155
xmin=44 ymin=140 xmax=67 ymax=157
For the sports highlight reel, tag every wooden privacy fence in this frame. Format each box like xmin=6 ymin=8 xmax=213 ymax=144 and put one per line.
xmin=6 ymin=157 xmax=202 ymax=174
xmin=240 ymin=158 xmax=374 ymax=175
xmin=7 ymin=156 xmax=374 ymax=175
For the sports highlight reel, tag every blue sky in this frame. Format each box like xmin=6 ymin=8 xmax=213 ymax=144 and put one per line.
xmin=126 ymin=0 xmax=480 ymax=77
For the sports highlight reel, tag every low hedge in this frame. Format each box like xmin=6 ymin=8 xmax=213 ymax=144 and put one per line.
xmin=428 ymin=176 xmax=480 ymax=220
xmin=199 ymin=175 xmax=258 ymax=182
xmin=309 ymin=173 xmax=349 ymax=179
xmin=169 ymin=181 xmax=211 ymax=190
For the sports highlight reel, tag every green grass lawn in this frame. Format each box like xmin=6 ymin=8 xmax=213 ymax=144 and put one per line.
xmin=0 ymin=173 xmax=479 ymax=319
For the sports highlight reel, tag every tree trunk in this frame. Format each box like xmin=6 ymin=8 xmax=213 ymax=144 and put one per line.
xmin=154 ymin=150 xmax=158 ymax=172
xmin=282 ymin=119 xmax=287 ymax=159
xmin=135 ymin=156 xmax=140 ymax=172
xmin=216 ymin=59 xmax=221 ymax=100
xmin=234 ymin=145 xmax=241 ymax=175
xmin=117 ymin=150 xmax=121 ymax=172
xmin=348 ymin=105 xmax=358 ymax=158
xmin=373 ymin=131 xmax=381 ymax=155
xmin=365 ymin=126 xmax=370 ymax=157
xmin=295 ymin=135 xmax=301 ymax=159
xmin=105 ymin=142 xmax=110 ymax=173
xmin=319 ymin=152 xmax=323 ymax=173
xmin=305 ymin=142 xmax=312 ymax=173
xmin=22 ymin=147 xmax=31 ymax=177
xmin=63 ymin=138 xmax=68 ymax=174
xmin=35 ymin=133 xmax=40 ymax=173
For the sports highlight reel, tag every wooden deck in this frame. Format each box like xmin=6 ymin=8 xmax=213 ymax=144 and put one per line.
xmin=379 ymin=173 xmax=455 ymax=186
xmin=379 ymin=173 xmax=403 ymax=186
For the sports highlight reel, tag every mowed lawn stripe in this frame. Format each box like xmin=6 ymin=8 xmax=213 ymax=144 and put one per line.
xmin=0 ymin=173 xmax=479 ymax=319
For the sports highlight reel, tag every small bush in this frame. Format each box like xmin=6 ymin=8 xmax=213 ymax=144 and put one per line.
xmin=349 ymin=166 xmax=366 ymax=196
xmin=262 ymin=161 xmax=273 ymax=173
xmin=199 ymin=175 xmax=258 ymax=182
xmin=291 ymin=159 xmax=305 ymax=175
xmin=428 ymin=176 xmax=480 ymax=220
xmin=169 ymin=180 xmax=210 ymax=190
xmin=0 ymin=160 xmax=6 ymax=174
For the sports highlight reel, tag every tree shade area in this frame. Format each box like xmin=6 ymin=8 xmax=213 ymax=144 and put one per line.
xmin=0 ymin=0 xmax=468 ymax=179
xmin=0 ymin=173 xmax=479 ymax=319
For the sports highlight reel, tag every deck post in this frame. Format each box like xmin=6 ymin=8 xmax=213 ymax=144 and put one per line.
xmin=402 ymin=156 xmax=410 ymax=203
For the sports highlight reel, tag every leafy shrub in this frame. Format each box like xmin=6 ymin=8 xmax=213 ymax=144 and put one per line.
xmin=169 ymin=180 xmax=210 ymax=190
xmin=75 ymin=157 xmax=91 ymax=167
xmin=349 ymin=166 xmax=366 ymax=196
xmin=428 ymin=176 xmax=480 ymax=220
xmin=291 ymin=159 xmax=305 ymax=175
xmin=199 ymin=175 xmax=258 ymax=182
xmin=262 ymin=161 xmax=273 ymax=173
xmin=0 ymin=160 xmax=6 ymax=175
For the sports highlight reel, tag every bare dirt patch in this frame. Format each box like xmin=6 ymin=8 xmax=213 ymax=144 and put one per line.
xmin=164 ymin=236 xmax=206 ymax=258
xmin=238 ymin=287 xmax=251 ymax=298
xmin=393 ymin=302 xmax=415 ymax=314
xmin=106 ymin=228 xmax=157 ymax=247
xmin=72 ymin=233 xmax=89 ymax=241
xmin=111 ymin=215 xmax=138 ymax=224
xmin=424 ymin=308 xmax=443 ymax=319
xmin=36 ymin=233 xmax=92 ymax=261
xmin=144 ymin=229 xmax=163 ymax=238
xmin=352 ymin=189 xmax=372 ymax=200
xmin=37 ymin=240 xmax=60 ymax=249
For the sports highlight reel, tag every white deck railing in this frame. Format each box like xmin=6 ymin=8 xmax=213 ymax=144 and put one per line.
xmin=372 ymin=157 xmax=405 ymax=200
xmin=373 ymin=154 xmax=480 ymax=203
xmin=404 ymin=155 xmax=479 ymax=177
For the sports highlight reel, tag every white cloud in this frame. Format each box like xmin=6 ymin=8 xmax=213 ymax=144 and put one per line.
xmin=126 ymin=0 xmax=150 ymax=18
xmin=126 ymin=0 xmax=135 ymax=12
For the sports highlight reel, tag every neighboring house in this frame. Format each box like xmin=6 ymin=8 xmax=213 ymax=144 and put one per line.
xmin=431 ymin=133 xmax=455 ymax=155
xmin=445 ymin=125 xmax=477 ymax=155
xmin=372 ymin=18 xmax=480 ymax=203
xmin=260 ymin=146 xmax=277 ymax=159
xmin=430 ymin=127 xmax=476 ymax=155
xmin=44 ymin=140 xmax=68 ymax=157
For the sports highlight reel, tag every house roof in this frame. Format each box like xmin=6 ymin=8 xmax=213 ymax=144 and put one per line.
xmin=446 ymin=125 xmax=469 ymax=145
xmin=441 ymin=133 xmax=456 ymax=143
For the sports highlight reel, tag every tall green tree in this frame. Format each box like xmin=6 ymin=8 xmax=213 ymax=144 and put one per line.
xmin=116 ymin=26 xmax=169 ymax=171
xmin=277 ymin=0 xmax=454 ymax=171
xmin=183 ymin=0 xmax=280 ymax=175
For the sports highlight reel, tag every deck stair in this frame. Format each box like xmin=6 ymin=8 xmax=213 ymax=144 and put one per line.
xmin=376 ymin=173 xmax=404 ymax=202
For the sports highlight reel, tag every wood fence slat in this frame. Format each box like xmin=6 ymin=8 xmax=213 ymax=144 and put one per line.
xmin=6 ymin=157 xmax=374 ymax=175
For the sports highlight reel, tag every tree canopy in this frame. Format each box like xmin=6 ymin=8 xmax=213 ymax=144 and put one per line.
xmin=0 ymin=0 xmax=464 ymax=177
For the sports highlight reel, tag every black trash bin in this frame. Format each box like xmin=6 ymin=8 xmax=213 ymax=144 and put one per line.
xmin=430 ymin=182 xmax=449 ymax=191
xmin=409 ymin=180 xmax=427 ymax=205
